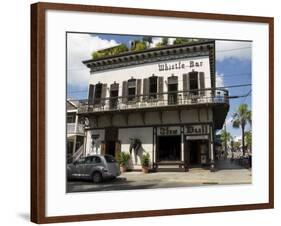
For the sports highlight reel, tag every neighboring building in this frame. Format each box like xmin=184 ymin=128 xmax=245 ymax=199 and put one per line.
xmin=66 ymin=99 xmax=85 ymax=162
xmin=78 ymin=41 xmax=229 ymax=171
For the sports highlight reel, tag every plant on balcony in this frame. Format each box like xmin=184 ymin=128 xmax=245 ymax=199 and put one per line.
xmin=140 ymin=152 xmax=150 ymax=174
xmin=173 ymin=38 xmax=199 ymax=45
xmin=92 ymin=44 xmax=129 ymax=60
xmin=131 ymin=40 xmax=148 ymax=52
xmin=116 ymin=152 xmax=131 ymax=173
xmin=155 ymin=37 xmax=169 ymax=47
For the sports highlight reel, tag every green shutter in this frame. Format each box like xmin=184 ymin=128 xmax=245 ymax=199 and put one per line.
xmin=136 ymin=79 xmax=142 ymax=101
xmin=142 ymin=78 xmax=149 ymax=101
xmin=122 ymin=81 xmax=128 ymax=103
xmin=101 ymin=83 xmax=107 ymax=105
xmin=88 ymin=84 xmax=95 ymax=104
xmin=158 ymin=76 xmax=164 ymax=100
xmin=199 ymin=72 xmax=205 ymax=96
xmin=182 ymin=74 xmax=188 ymax=98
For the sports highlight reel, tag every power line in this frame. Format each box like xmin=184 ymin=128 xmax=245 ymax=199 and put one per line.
xmin=216 ymin=46 xmax=251 ymax=53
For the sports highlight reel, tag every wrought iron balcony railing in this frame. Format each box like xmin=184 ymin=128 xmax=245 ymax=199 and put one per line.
xmin=78 ymin=88 xmax=229 ymax=114
xmin=67 ymin=123 xmax=84 ymax=135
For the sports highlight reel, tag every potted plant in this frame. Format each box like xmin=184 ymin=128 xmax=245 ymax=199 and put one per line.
xmin=117 ymin=152 xmax=130 ymax=173
xmin=141 ymin=152 xmax=150 ymax=173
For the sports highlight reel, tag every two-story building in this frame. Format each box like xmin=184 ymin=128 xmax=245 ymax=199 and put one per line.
xmin=67 ymin=99 xmax=85 ymax=163
xmin=78 ymin=40 xmax=229 ymax=171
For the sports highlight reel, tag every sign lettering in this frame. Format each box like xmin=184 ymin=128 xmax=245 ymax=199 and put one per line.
xmin=184 ymin=125 xmax=209 ymax=135
xmin=158 ymin=60 xmax=203 ymax=72
xmin=159 ymin=127 xmax=179 ymax=136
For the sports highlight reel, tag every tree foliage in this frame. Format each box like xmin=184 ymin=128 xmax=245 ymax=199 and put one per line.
xmin=244 ymin=130 xmax=252 ymax=150
xmin=232 ymin=104 xmax=252 ymax=155
xmin=92 ymin=44 xmax=129 ymax=59
xmin=131 ymin=41 xmax=148 ymax=51
xmin=155 ymin=37 xmax=169 ymax=47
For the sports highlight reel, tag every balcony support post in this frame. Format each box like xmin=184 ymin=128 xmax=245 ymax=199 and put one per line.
xmin=209 ymin=124 xmax=215 ymax=172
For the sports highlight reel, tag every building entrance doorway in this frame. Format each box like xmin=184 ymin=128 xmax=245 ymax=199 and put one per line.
xmin=188 ymin=140 xmax=201 ymax=165
xmin=157 ymin=136 xmax=181 ymax=161
xmin=105 ymin=141 xmax=116 ymax=157
xmin=104 ymin=128 xmax=118 ymax=157
xmin=185 ymin=139 xmax=209 ymax=167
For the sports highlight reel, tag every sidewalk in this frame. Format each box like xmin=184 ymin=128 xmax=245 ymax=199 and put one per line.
xmin=122 ymin=168 xmax=252 ymax=185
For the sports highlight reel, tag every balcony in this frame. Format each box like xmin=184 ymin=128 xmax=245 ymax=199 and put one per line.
xmin=78 ymin=88 xmax=229 ymax=115
xmin=67 ymin=123 xmax=85 ymax=136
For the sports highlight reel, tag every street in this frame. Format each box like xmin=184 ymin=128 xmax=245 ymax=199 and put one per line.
xmin=67 ymin=164 xmax=252 ymax=193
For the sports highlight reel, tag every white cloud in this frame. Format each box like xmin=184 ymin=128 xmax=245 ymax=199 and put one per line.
xmin=168 ymin=38 xmax=176 ymax=45
xmin=150 ymin=37 xmax=176 ymax=47
xmin=150 ymin=37 xmax=162 ymax=48
xmin=67 ymin=34 xmax=119 ymax=88
xmin=216 ymin=72 xmax=224 ymax=87
xmin=215 ymin=40 xmax=252 ymax=61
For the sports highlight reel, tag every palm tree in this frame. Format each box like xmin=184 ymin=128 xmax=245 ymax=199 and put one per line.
xmin=220 ymin=125 xmax=232 ymax=158
xmin=232 ymin=104 xmax=252 ymax=156
xmin=244 ymin=130 xmax=252 ymax=153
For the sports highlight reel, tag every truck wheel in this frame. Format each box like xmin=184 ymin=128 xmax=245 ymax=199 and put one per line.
xmin=92 ymin=172 xmax=102 ymax=183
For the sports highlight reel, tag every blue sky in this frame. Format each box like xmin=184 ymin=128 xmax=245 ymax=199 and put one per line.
xmin=67 ymin=33 xmax=252 ymax=139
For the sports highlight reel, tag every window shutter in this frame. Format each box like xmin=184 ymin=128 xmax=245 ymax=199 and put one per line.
xmin=158 ymin=76 xmax=164 ymax=100
xmin=199 ymin=72 xmax=205 ymax=96
xmin=136 ymin=79 xmax=142 ymax=101
xmin=182 ymin=74 xmax=188 ymax=98
xmin=122 ymin=81 xmax=128 ymax=103
xmin=101 ymin=83 xmax=107 ymax=105
xmin=88 ymin=84 xmax=95 ymax=104
xmin=143 ymin=78 xmax=149 ymax=101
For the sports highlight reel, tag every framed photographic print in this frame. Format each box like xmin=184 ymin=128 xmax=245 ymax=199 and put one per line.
xmin=31 ymin=2 xmax=274 ymax=224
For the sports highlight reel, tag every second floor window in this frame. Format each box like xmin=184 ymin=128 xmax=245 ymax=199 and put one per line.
xmin=127 ymin=78 xmax=136 ymax=101
xmin=110 ymin=82 xmax=119 ymax=109
xmin=149 ymin=76 xmax=158 ymax=99
xmin=189 ymin=71 xmax=199 ymax=95
xmin=167 ymin=75 xmax=178 ymax=104
xmin=94 ymin=83 xmax=103 ymax=104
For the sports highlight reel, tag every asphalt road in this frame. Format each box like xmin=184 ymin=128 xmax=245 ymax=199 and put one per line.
xmin=67 ymin=168 xmax=252 ymax=193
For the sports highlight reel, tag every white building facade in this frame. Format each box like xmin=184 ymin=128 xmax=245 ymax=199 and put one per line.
xmin=79 ymin=41 xmax=229 ymax=171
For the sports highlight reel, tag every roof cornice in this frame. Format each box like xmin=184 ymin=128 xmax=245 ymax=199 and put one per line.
xmin=83 ymin=41 xmax=215 ymax=73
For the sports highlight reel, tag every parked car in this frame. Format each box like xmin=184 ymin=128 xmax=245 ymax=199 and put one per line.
xmin=67 ymin=154 xmax=120 ymax=183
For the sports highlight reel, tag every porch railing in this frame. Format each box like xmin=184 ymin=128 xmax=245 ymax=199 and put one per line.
xmin=78 ymin=88 xmax=229 ymax=114
xmin=67 ymin=123 xmax=84 ymax=134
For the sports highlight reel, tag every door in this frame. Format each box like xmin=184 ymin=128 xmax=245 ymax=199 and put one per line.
xmin=185 ymin=139 xmax=209 ymax=167
xmin=189 ymin=141 xmax=200 ymax=165
xmin=168 ymin=83 xmax=178 ymax=104
xmin=105 ymin=128 xmax=118 ymax=157
xmin=106 ymin=141 xmax=116 ymax=157
xmin=157 ymin=136 xmax=181 ymax=161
